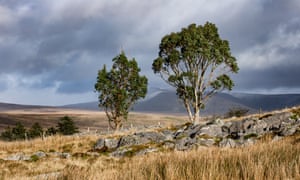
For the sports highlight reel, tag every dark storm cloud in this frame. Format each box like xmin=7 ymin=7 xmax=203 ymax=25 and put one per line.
xmin=218 ymin=0 xmax=300 ymax=52
xmin=0 ymin=0 xmax=300 ymax=105
xmin=234 ymin=62 xmax=300 ymax=90
xmin=234 ymin=16 xmax=300 ymax=91
xmin=56 ymin=79 xmax=95 ymax=94
xmin=0 ymin=1 xmax=133 ymax=77
xmin=0 ymin=81 xmax=7 ymax=92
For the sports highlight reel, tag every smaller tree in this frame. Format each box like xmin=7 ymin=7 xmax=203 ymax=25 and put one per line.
xmin=95 ymin=52 xmax=148 ymax=131
xmin=28 ymin=122 xmax=43 ymax=139
xmin=57 ymin=116 xmax=79 ymax=135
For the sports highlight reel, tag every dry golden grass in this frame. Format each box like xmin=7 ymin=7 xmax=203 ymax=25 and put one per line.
xmin=56 ymin=133 xmax=300 ymax=180
xmin=0 ymin=132 xmax=299 ymax=180
xmin=1 ymin=107 xmax=300 ymax=179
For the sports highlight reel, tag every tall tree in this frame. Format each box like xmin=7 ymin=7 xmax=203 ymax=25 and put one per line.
xmin=152 ymin=22 xmax=239 ymax=124
xmin=95 ymin=52 xmax=148 ymax=131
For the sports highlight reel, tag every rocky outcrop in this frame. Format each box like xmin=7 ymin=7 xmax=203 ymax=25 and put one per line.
xmin=93 ymin=110 xmax=300 ymax=157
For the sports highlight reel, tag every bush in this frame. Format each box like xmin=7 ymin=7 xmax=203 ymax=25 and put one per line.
xmin=226 ymin=107 xmax=249 ymax=118
xmin=46 ymin=127 xmax=57 ymax=136
xmin=57 ymin=116 xmax=79 ymax=135
xmin=28 ymin=122 xmax=43 ymax=139
xmin=0 ymin=126 xmax=14 ymax=141
xmin=1 ymin=122 xmax=27 ymax=141
xmin=12 ymin=122 xmax=27 ymax=140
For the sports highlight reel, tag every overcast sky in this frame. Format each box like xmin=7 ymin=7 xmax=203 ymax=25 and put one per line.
xmin=0 ymin=0 xmax=300 ymax=105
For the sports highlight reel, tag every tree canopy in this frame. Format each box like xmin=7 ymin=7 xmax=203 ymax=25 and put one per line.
xmin=95 ymin=52 xmax=148 ymax=130
xmin=152 ymin=22 xmax=239 ymax=124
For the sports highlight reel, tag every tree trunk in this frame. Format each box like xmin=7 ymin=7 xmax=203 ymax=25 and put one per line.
xmin=115 ymin=117 xmax=122 ymax=132
xmin=193 ymin=108 xmax=201 ymax=125
xmin=184 ymin=100 xmax=194 ymax=122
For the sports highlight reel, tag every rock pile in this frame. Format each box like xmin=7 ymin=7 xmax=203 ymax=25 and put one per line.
xmin=94 ymin=110 xmax=300 ymax=157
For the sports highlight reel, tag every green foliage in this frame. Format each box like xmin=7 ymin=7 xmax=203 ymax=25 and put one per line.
xmin=30 ymin=154 xmax=40 ymax=162
xmin=244 ymin=133 xmax=258 ymax=140
xmin=46 ymin=127 xmax=57 ymax=136
xmin=60 ymin=143 xmax=74 ymax=153
xmin=152 ymin=22 xmax=239 ymax=123
xmin=12 ymin=122 xmax=26 ymax=140
xmin=226 ymin=107 xmax=249 ymax=118
xmin=28 ymin=122 xmax=43 ymax=139
xmin=1 ymin=122 xmax=27 ymax=141
xmin=57 ymin=116 xmax=79 ymax=135
xmin=291 ymin=108 xmax=300 ymax=120
xmin=95 ymin=51 xmax=148 ymax=130
xmin=0 ymin=126 xmax=14 ymax=141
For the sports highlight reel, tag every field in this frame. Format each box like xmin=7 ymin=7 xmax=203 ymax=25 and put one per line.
xmin=0 ymin=131 xmax=299 ymax=179
xmin=0 ymin=108 xmax=186 ymax=132
xmin=0 ymin=108 xmax=300 ymax=179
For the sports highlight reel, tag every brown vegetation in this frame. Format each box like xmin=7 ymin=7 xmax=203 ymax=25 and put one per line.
xmin=1 ymin=107 xmax=300 ymax=179
xmin=0 ymin=108 xmax=185 ymax=132
xmin=0 ymin=131 xmax=299 ymax=179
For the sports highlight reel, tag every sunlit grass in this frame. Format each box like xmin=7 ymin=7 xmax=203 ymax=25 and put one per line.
xmin=0 ymin=132 xmax=299 ymax=180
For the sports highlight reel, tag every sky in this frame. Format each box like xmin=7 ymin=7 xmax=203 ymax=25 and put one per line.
xmin=0 ymin=0 xmax=300 ymax=106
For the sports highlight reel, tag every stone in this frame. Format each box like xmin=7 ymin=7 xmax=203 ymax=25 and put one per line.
xmin=252 ymin=120 xmax=268 ymax=134
xmin=240 ymin=138 xmax=256 ymax=147
xmin=279 ymin=126 xmax=298 ymax=136
xmin=272 ymin=135 xmax=283 ymax=142
xmin=162 ymin=141 xmax=175 ymax=149
xmin=198 ymin=124 xmax=225 ymax=138
xmin=60 ymin=152 xmax=71 ymax=159
xmin=173 ymin=124 xmax=193 ymax=139
xmin=118 ymin=131 xmax=166 ymax=148
xmin=135 ymin=131 xmax=166 ymax=143
xmin=242 ymin=118 xmax=256 ymax=132
xmin=196 ymin=138 xmax=215 ymax=147
xmin=175 ymin=137 xmax=196 ymax=151
xmin=188 ymin=124 xmax=203 ymax=138
xmin=135 ymin=148 xmax=159 ymax=156
xmin=105 ymin=138 xmax=120 ymax=149
xmin=160 ymin=130 xmax=174 ymax=140
xmin=4 ymin=153 xmax=30 ymax=161
xmin=118 ymin=135 xmax=146 ymax=147
xmin=226 ymin=121 xmax=244 ymax=139
xmin=34 ymin=151 xmax=46 ymax=158
xmin=206 ymin=118 xmax=224 ymax=126
xmin=110 ymin=148 xmax=134 ymax=157
xmin=219 ymin=138 xmax=238 ymax=148
xmin=94 ymin=139 xmax=107 ymax=152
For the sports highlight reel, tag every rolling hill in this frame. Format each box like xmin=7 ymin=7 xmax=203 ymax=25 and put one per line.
xmin=61 ymin=90 xmax=300 ymax=115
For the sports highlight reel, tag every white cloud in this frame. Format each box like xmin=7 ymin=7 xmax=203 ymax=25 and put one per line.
xmin=238 ymin=19 xmax=300 ymax=70
xmin=0 ymin=5 xmax=15 ymax=27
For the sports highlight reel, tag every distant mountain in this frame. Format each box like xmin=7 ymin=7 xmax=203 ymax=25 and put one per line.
xmin=231 ymin=93 xmax=300 ymax=111
xmin=2 ymin=91 xmax=299 ymax=116
xmin=0 ymin=102 xmax=50 ymax=111
xmin=61 ymin=90 xmax=300 ymax=115
xmin=60 ymin=91 xmax=255 ymax=115
xmin=61 ymin=101 xmax=99 ymax=111
xmin=133 ymin=91 xmax=256 ymax=115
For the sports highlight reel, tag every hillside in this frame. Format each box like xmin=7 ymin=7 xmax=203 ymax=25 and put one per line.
xmin=0 ymin=102 xmax=51 ymax=111
xmin=231 ymin=93 xmax=300 ymax=111
xmin=61 ymin=91 xmax=300 ymax=115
